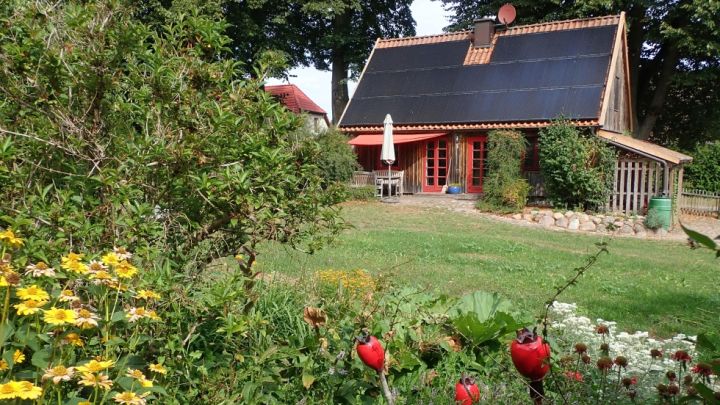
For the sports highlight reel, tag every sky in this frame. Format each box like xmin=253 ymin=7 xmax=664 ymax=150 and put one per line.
xmin=266 ymin=0 xmax=452 ymax=121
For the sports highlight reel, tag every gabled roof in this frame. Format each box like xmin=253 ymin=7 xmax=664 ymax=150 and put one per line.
xmin=265 ymin=84 xmax=327 ymax=115
xmin=339 ymin=14 xmax=624 ymax=130
xmin=598 ymin=130 xmax=692 ymax=164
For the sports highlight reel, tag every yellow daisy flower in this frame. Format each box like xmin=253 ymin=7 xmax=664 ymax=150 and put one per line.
xmin=13 ymin=349 xmax=25 ymax=364
xmin=76 ymin=359 xmax=114 ymax=373
xmin=0 ymin=380 xmax=20 ymax=400
xmin=63 ymin=333 xmax=84 ymax=347
xmin=16 ymin=285 xmax=50 ymax=301
xmin=146 ymin=310 xmax=161 ymax=321
xmin=101 ymin=252 xmax=120 ymax=267
xmin=135 ymin=289 xmax=161 ymax=300
xmin=75 ymin=308 xmax=100 ymax=329
xmin=42 ymin=365 xmax=75 ymax=384
xmin=0 ymin=360 xmax=8 ymax=371
xmin=115 ymin=261 xmax=138 ymax=279
xmin=0 ymin=276 xmax=7 ymax=287
xmin=113 ymin=391 xmax=148 ymax=405
xmin=79 ymin=402 xmax=92 ymax=405
xmin=61 ymin=259 xmax=88 ymax=274
xmin=14 ymin=299 xmax=47 ymax=315
xmin=17 ymin=381 xmax=42 ymax=400
xmin=61 ymin=252 xmax=84 ymax=262
xmin=43 ymin=307 xmax=77 ymax=326
xmin=149 ymin=363 xmax=167 ymax=375
xmin=58 ymin=289 xmax=79 ymax=302
xmin=89 ymin=270 xmax=113 ymax=283
xmin=0 ymin=229 xmax=24 ymax=248
xmin=78 ymin=372 xmax=113 ymax=390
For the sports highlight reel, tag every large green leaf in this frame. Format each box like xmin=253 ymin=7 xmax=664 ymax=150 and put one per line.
xmin=448 ymin=292 xmax=525 ymax=346
xmin=681 ymin=224 xmax=718 ymax=250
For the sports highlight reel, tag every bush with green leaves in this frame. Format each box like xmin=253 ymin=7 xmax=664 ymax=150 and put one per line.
xmin=479 ymin=130 xmax=530 ymax=212
xmin=0 ymin=0 xmax=344 ymax=272
xmin=312 ymin=129 xmax=360 ymax=184
xmin=685 ymin=141 xmax=720 ymax=192
xmin=644 ymin=208 xmax=665 ymax=230
xmin=346 ymin=185 xmax=376 ymax=201
xmin=539 ymin=120 xmax=617 ymax=210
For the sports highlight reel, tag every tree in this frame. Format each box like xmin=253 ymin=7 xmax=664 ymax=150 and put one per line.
xmin=437 ymin=0 xmax=720 ymax=143
xmin=219 ymin=0 xmax=415 ymax=123
xmin=0 ymin=0 xmax=344 ymax=277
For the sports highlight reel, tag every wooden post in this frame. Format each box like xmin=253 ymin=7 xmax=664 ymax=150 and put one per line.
xmin=675 ymin=165 xmax=684 ymax=224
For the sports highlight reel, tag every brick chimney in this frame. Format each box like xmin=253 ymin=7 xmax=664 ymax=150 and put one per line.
xmin=472 ymin=18 xmax=494 ymax=48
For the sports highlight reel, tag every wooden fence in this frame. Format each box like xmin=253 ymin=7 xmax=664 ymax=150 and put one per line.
xmin=607 ymin=158 xmax=663 ymax=215
xmin=680 ymin=189 xmax=720 ymax=217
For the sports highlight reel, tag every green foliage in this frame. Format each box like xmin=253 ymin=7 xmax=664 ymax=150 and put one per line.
xmin=643 ymin=208 xmax=664 ymax=230
xmin=480 ymin=130 xmax=529 ymax=212
xmin=0 ymin=0 xmax=344 ymax=269
xmin=346 ymin=186 xmax=376 ymax=201
xmin=311 ymin=130 xmax=360 ymax=184
xmin=685 ymin=141 xmax=720 ymax=192
xmin=448 ymin=291 xmax=526 ymax=347
xmin=539 ymin=120 xmax=617 ymax=210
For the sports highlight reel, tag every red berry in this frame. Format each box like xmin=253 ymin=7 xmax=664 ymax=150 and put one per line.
xmin=510 ymin=328 xmax=551 ymax=381
xmin=356 ymin=334 xmax=385 ymax=372
xmin=455 ymin=376 xmax=480 ymax=404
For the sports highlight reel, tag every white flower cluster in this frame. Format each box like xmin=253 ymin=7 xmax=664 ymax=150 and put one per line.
xmin=548 ymin=302 xmax=718 ymax=393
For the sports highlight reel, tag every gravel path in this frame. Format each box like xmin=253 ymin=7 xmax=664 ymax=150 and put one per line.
xmin=393 ymin=194 xmax=720 ymax=242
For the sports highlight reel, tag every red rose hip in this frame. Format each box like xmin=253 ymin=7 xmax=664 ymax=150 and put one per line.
xmin=356 ymin=334 xmax=385 ymax=372
xmin=455 ymin=375 xmax=480 ymax=404
xmin=510 ymin=328 xmax=551 ymax=381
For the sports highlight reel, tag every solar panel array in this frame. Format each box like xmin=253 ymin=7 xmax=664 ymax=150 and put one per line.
xmin=340 ymin=25 xmax=617 ymax=126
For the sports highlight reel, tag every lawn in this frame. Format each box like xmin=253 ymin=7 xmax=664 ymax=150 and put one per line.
xmin=259 ymin=201 xmax=720 ymax=337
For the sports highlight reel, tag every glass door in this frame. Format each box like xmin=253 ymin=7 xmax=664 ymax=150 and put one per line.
xmin=423 ymin=137 xmax=448 ymax=192
xmin=466 ymin=136 xmax=487 ymax=193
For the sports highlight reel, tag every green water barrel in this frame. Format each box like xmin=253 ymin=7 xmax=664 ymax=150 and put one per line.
xmin=648 ymin=196 xmax=672 ymax=230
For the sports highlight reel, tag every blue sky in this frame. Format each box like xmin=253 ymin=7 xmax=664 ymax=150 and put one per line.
xmin=266 ymin=0 xmax=452 ymax=120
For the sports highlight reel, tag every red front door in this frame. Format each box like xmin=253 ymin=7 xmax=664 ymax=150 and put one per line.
xmin=423 ymin=137 xmax=448 ymax=192
xmin=466 ymin=136 xmax=487 ymax=193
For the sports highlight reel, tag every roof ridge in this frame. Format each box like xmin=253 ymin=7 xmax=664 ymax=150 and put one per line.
xmin=375 ymin=14 xmax=620 ymax=49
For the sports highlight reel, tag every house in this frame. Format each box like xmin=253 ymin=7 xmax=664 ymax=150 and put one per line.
xmin=338 ymin=13 xmax=691 ymax=214
xmin=265 ymin=84 xmax=330 ymax=134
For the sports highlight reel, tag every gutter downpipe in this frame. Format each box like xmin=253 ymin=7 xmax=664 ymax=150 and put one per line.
xmin=598 ymin=137 xmax=670 ymax=196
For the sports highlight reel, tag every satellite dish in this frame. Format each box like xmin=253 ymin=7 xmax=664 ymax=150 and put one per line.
xmin=498 ymin=3 xmax=516 ymax=25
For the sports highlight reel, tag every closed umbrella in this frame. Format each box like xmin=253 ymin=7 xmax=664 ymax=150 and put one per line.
xmin=381 ymin=114 xmax=395 ymax=198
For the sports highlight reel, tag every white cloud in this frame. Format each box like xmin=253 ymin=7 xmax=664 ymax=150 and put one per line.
xmin=266 ymin=0 xmax=450 ymax=121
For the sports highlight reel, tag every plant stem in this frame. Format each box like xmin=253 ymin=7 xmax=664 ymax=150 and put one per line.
xmin=378 ymin=371 xmax=394 ymax=405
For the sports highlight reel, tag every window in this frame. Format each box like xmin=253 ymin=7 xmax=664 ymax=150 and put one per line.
xmin=613 ymin=75 xmax=620 ymax=112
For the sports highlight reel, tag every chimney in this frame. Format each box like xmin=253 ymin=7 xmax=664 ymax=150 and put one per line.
xmin=472 ymin=18 xmax=494 ymax=48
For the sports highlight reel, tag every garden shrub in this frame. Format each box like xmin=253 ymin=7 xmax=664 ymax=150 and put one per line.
xmin=685 ymin=141 xmax=720 ymax=191
xmin=346 ymin=185 xmax=376 ymax=201
xmin=539 ymin=120 xmax=617 ymax=210
xmin=644 ymin=208 xmax=664 ymax=230
xmin=479 ymin=130 xmax=530 ymax=212
xmin=311 ymin=130 xmax=361 ymax=184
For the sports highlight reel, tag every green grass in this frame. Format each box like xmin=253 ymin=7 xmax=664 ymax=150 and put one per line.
xmin=259 ymin=201 xmax=720 ymax=337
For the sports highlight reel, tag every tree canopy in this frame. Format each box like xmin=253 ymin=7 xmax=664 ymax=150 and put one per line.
xmin=438 ymin=0 xmax=720 ymax=148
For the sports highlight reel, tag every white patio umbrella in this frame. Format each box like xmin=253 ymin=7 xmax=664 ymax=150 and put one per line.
xmin=381 ymin=114 xmax=395 ymax=198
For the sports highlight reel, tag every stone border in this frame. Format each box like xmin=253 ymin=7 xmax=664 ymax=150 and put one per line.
xmin=510 ymin=209 xmax=668 ymax=237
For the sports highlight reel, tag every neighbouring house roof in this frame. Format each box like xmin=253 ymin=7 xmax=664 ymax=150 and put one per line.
xmin=339 ymin=14 xmax=622 ymax=130
xmin=265 ymin=84 xmax=327 ymax=115
xmin=598 ymin=130 xmax=693 ymax=165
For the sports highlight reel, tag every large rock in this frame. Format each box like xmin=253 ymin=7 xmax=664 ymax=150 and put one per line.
xmin=603 ymin=216 xmax=615 ymax=225
xmin=539 ymin=215 xmax=555 ymax=227
xmin=580 ymin=222 xmax=597 ymax=231
xmin=613 ymin=221 xmax=625 ymax=228
xmin=568 ymin=218 xmax=580 ymax=230
xmin=579 ymin=214 xmax=590 ymax=223
xmin=553 ymin=212 xmax=564 ymax=220
xmin=512 ymin=213 xmax=522 ymax=220
xmin=620 ymin=225 xmax=634 ymax=235
xmin=591 ymin=216 xmax=602 ymax=224
xmin=564 ymin=211 xmax=574 ymax=218
xmin=555 ymin=217 xmax=569 ymax=228
xmin=633 ymin=224 xmax=646 ymax=234
xmin=655 ymin=228 xmax=668 ymax=237
xmin=522 ymin=213 xmax=534 ymax=222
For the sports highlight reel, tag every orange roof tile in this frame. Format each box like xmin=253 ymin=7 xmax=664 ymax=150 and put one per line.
xmin=374 ymin=15 xmax=621 ymax=66
xmin=342 ymin=120 xmax=600 ymax=133
xmin=265 ymin=84 xmax=327 ymax=115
